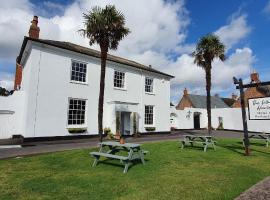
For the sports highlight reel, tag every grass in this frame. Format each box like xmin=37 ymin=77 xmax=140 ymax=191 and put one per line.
xmin=0 ymin=139 xmax=270 ymax=200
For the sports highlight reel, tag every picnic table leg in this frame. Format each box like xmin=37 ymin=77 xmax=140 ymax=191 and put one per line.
xmin=181 ymin=141 xmax=185 ymax=149
xmin=266 ymin=139 xmax=269 ymax=147
xmin=212 ymin=142 xmax=216 ymax=151
xmin=139 ymin=150 xmax=145 ymax=165
xmin=203 ymin=143 xmax=208 ymax=152
xmin=123 ymin=161 xmax=131 ymax=173
xmin=92 ymin=156 xmax=100 ymax=167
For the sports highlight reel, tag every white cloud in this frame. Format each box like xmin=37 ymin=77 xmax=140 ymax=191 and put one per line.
xmin=215 ymin=14 xmax=251 ymax=50
xmin=0 ymin=0 xmax=254 ymax=103
xmin=0 ymin=72 xmax=14 ymax=90
xmin=263 ymin=1 xmax=270 ymax=15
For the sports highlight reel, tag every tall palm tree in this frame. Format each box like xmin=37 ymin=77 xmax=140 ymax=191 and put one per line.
xmin=193 ymin=34 xmax=225 ymax=135
xmin=80 ymin=5 xmax=130 ymax=142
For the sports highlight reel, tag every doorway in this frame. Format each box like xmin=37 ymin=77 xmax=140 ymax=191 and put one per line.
xmin=193 ymin=112 xmax=201 ymax=129
xmin=120 ymin=112 xmax=131 ymax=135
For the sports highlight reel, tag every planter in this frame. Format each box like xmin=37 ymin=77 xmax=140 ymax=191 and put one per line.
xmin=67 ymin=128 xmax=87 ymax=134
xmin=120 ymin=137 xmax=125 ymax=144
xmin=145 ymin=127 xmax=156 ymax=132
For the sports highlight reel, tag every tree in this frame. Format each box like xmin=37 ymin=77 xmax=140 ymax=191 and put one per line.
xmin=193 ymin=34 xmax=225 ymax=135
xmin=80 ymin=5 xmax=130 ymax=142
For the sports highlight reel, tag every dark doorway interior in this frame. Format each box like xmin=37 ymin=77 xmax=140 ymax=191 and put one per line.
xmin=194 ymin=113 xmax=200 ymax=129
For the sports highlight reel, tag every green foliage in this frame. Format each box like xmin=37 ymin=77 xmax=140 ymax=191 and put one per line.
xmin=1 ymin=139 xmax=270 ymax=199
xmin=145 ymin=127 xmax=156 ymax=131
xmin=67 ymin=128 xmax=87 ymax=134
xmin=79 ymin=5 xmax=130 ymax=50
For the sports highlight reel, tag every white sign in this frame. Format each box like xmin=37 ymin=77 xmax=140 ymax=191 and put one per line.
xmin=248 ymin=97 xmax=270 ymax=120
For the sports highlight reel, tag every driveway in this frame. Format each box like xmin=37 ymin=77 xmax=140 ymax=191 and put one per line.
xmin=0 ymin=129 xmax=243 ymax=160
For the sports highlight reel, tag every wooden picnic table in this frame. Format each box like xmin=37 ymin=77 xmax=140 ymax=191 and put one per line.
xmin=180 ymin=135 xmax=216 ymax=152
xmin=90 ymin=141 xmax=148 ymax=173
xmin=243 ymin=133 xmax=270 ymax=147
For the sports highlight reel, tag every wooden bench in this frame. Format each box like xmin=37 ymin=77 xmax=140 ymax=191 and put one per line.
xmin=90 ymin=141 xmax=148 ymax=173
xmin=243 ymin=134 xmax=270 ymax=147
xmin=181 ymin=135 xmax=216 ymax=152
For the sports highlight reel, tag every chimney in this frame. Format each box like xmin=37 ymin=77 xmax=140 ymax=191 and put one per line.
xmin=29 ymin=16 xmax=40 ymax=39
xmin=183 ymin=88 xmax=188 ymax=96
xmin=250 ymin=71 xmax=260 ymax=83
xmin=14 ymin=58 xmax=23 ymax=90
xmin=231 ymin=93 xmax=237 ymax=100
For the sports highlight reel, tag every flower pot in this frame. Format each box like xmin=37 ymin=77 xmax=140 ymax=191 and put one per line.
xmin=120 ymin=137 xmax=125 ymax=144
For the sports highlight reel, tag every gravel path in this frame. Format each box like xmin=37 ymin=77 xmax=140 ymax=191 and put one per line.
xmin=0 ymin=130 xmax=242 ymax=159
xmin=235 ymin=177 xmax=270 ymax=200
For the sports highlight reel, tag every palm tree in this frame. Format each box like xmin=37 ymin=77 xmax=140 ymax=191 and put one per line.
xmin=80 ymin=5 xmax=130 ymax=142
xmin=193 ymin=34 xmax=225 ymax=135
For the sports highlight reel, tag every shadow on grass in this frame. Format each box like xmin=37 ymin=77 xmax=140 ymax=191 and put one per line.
xmin=94 ymin=158 xmax=149 ymax=171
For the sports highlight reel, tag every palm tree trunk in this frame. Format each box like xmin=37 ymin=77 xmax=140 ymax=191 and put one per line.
xmin=98 ymin=47 xmax=108 ymax=142
xmin=206 ymin=67 xmax=212 ymax=135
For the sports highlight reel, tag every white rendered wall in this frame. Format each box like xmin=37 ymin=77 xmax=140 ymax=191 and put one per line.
xmin=15 ymin=41 xmax=171 ymax=138
xmin=173 ymin=107 xmax=270 ymax=133
xmin=0 ymin=91 xmax=25 ymax=139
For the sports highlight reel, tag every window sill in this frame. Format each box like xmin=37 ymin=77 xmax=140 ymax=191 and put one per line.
xmin=70 ymin=81 xmax=88 ymax=86
xmin=67 ymin=125 xmax=87 ymax=129
xmin=145 ymin=92 xmax=155 ymax=95
xmin=114 ymin=87 xmax=127 ymax=91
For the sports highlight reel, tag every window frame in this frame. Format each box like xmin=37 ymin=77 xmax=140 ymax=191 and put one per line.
xmin=70 ymin=60 xmax=88 ymax=84
xmin=67 ymin=98 xmax=87 ymax=128
xmin=145 ymin=77 xmax=154 ymax=94
xmin=113 ymin=70 xmax=126 ymax=90
xmin=144 ymin=105 xmax=154 ymax=126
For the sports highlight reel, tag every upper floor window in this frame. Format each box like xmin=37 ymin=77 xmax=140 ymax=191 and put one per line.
xmin=145 ymin=105 xmax=154 ymax=125
xmin=68 ymin=98 xmax=86 ymax=126
xmin=145 ymin=77 xmax=153 ymax=93
xmin=114 ymin=71 xmax=125 ymax=88
xmin=71 ymin=61 xmax=87 ymax=83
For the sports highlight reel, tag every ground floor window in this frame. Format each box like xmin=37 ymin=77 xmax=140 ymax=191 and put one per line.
xmin=68 ymin=98 xmax=86 ymax=126
xmin=145 ymin=105 xmax=154 ymax=125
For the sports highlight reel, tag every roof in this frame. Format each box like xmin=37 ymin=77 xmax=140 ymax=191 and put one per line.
xmin=257 ymin=85 xmax=270 ymax=97
xmin=188 ymin=94 xmax=229 ymax=109
xmin=221 ymin=98 xmax=236 ymax=107
xmin=18 ymin=37 xmax=174 ymax=78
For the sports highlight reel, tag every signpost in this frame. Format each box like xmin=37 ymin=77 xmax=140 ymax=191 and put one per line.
xmin=233 ymin=78 xmax=270 ymax=156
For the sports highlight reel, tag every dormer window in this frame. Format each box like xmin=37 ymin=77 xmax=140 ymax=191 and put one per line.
xmin=145 ymin=77 xmax=153 ymax=93
xmin=71 ymin=60 xmax=87 ymax=83
xmin=114 ymin=70 xmax=125 ymax=88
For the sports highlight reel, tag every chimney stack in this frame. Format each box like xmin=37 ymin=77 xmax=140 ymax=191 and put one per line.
xmin=29 ymin=16 xmax=40 ymax=39
xmin=250 ymin=71 xmax=260 ymax=83
xmin=183 ymin=88 xmax=188 ymax=96
xmin=231 ymin=93 xmax=237 ymax=100
xmin=14 ymin=57 xmax=23 ymax=90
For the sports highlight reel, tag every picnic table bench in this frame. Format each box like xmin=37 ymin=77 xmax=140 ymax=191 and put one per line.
xmin=90 ymin=141 xmax=148 ymax=173
xmin=180 ymin=135 xmax=216 ymax=152
xmin=243 ymin=133 xmax=270 ymax=147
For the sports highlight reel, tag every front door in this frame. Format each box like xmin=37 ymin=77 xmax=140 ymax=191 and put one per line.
xmin=121 ymin=112 xmax=131 ymax=135
xmin=194 ymin=114 xmax=200 ymax=129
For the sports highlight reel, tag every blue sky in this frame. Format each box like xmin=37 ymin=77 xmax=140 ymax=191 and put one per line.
xmin=0 ymin=0 xmax=269 ymax=103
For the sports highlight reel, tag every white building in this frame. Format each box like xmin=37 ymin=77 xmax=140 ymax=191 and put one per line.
xmin=0 ymin=16 xmax=173 ymax=139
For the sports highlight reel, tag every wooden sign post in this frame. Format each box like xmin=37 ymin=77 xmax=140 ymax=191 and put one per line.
xmin=233 ymin=77 xmax=270 ymax=156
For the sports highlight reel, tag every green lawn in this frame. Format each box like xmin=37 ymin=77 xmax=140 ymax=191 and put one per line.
xmin=1 ymin=139 xmax=270 ymax=200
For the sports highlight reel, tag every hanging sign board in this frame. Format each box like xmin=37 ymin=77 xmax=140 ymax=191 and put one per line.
xmin=248 ymin=97 xmax=270 ymax=120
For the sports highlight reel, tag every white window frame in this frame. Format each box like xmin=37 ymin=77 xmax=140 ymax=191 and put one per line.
xmin=67 ymin=98 xmax=87 ymax=128
xmin=70 ymin=60 xmax=88 ymax=84
xmin=144 ymin=105 xmax=154 ymax=126
xmin=113 ymin=70 xmax=126 ymax=89
xmin=145 ymin=77 xmax=154 ymax=94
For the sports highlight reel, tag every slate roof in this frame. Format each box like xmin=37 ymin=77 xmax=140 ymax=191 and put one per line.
xmin=188 ymin=94 xmax=229 ymax=108
xmin=18 ymin=37 xmax=174 ymax=78
xmin=221 ymin=98 xmax=236 ymax=107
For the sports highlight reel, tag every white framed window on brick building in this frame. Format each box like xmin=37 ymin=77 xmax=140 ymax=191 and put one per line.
xmin=114 ymin=70 xmax=125 ymax=88
xmin=145 ymin=105 xmax=154 ymax=125
xmin=71 ymin=60 xmax=87 ymax=83
xmin=67 ymin=98 xmax=86 ymax=126
xmin=145 ymin=77 xmax=153 ymax=93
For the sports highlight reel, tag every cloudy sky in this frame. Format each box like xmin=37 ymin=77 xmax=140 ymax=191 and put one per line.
xmin=0 ymin=0 xmax=269 ymax=104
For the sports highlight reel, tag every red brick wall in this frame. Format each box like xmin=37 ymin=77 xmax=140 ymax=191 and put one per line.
xmin=14 ymin=63 xmax=22 ymax=90
xmin=176 ymin=95 xmax=193 ymax=110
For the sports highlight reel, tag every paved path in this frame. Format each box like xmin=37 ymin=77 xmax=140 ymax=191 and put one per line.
xmin=235 ymin=177 xmax=270 ymax=200
xmin=0 ymin=130 xmax=243 ymax=160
